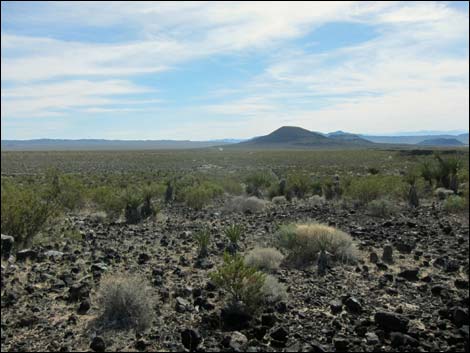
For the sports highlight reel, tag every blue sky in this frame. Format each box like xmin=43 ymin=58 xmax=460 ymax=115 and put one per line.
xmin=1 ymin=1 xmax=469 ymax=140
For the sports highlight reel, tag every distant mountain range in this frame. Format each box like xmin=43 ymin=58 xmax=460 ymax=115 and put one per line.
xmin=0 ymin=139 xmax=232 ymax=151
xmin=361 ymin=133 xmax=468 ymax=145
xmin=1 ymin=128 xmax=468 ymax=151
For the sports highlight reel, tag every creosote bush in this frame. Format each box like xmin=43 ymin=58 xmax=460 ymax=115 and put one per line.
xmin=276 ymin=223 xmax=356 ymax=267
xmin=1 ymin=181 xmax=56 ymax=248
xmin=95 ymin=274 xmax=155 ymax=331
xmin=210 ymin=253 xmax=286 ymax=312
xmin=443 ymin=195 xmax=467 ymax=214
xmin=367 ymin=198 xmax=397 ymax=218
xmin=244 ymin=247 xmax=284 ymax=272
xmin=210 ymin=253 xmax=266 ymax=311
xmin=345 ymin=175 xmax=404 ymax=205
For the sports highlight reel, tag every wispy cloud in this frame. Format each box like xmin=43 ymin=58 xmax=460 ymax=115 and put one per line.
xmin=1 ymin=1 xmax=468 ymax=139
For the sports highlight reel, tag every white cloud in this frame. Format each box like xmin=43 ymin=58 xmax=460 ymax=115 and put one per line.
xmin=1 ymin=1 xmax=469 ymax=138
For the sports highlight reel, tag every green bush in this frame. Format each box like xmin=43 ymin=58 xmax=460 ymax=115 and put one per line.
xmin=443 ymin=195 xmax=467 ymax=213
xmin=345 ymin=175 xmax=404 ymax=204
xmin=210 ymin=253 xmax=266 ymax=311
xmin=367 ymin=198 xmax=397 ymax=218
xmin=195 ymin=228 xmax=211 ymax=258
xmin=1 ymin=181 xmax=55 ymax=248
xmin=245 ymin=170 xmax=277 ymax=197
xmin=90 ymin=186 xmax=126 ymax=219
xmin=225 ymin=224 xmax=244 ymax=245
xmin=286 ymin=172 xmax=312 ymax=199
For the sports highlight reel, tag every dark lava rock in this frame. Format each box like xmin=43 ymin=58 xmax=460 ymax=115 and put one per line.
xmin=374 ymin=311 xmax=409 ymax=333
xmin=90 ymin=336 xmax=106 ymax=352
xmin=394 ymin=241 xmax=415 ymax=254
xmin=16 ymin=249 xmax=38 ymax=262
xmin=333 ymin=337 xmax=349 ymax=351
xmin=390 ymin=332 xmax=419 ymax=347
xmin=221 ymin=302 xmax=252 ymax=330
xmin=453 ymin=307 xmax=469 ymax=328
xmin=68 ymin=283 xmax=90 ymax=302
xmin=270 ymin=326 xmax=289 ymax=342
xmin=455 ymin=279 xmax=469 ymax=289
xmin=344 ymin=297 xmax=362 ymax=314
xmin=330 ymin=300 xmax=343 ymax=315
xmin=382 ymin=245 xmax=394 ymax=263
xmin=369 ymin=252 xmax=379 ymax=264
xmin=1 ymin=234 xmax=14 ymax=259
xmin=77 ymin=299 xmax=91 ymax=315
xmin=137 ymin=253 xmax=150 ymax=264
xmin=181 ymin=328 xmax=201 ymax=351
xmin=261 ymin=314 xmax=277 ymax=327
xmin=175 ymin=297 xmax=191 ymax=313
xmin=398 ymin=268 xmax=420 ymax=282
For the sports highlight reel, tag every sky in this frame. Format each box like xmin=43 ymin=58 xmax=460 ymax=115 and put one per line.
xmin=1 ymin=1 xmax=469 ymax=140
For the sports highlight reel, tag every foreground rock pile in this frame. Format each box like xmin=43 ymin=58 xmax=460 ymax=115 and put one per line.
xmin=1 ymin=201 xmax=469 ymax=352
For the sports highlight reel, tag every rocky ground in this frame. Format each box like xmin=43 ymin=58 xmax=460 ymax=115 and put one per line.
xmin=1 ymin=200 xmax=469 ymax=352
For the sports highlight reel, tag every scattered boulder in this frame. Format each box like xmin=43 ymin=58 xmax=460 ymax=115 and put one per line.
xmin=181 ymin=328 xmax=201 ymax=351
xmin=90 ymin=336 xmax=106 ymax=352
xmin=68 ymin=283 xmax=90 ymax=302
xmin=16 ymin=249 xmax=38 ymax=262
xmin=1 ymin=234 xmax=14 ymax=259
xmin=344 ymin=297 xmax=362 ymax=314
xmin=382 ymin=245 xmax=394 ymax=264
xmin=374 ymin=311 xmax=409 ymax=333
xmin=398 ymin=268 xmax=420 ymax=282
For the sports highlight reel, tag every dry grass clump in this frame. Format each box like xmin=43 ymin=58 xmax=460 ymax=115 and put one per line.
xmin=271 ymin=196 xmax=287 ymax=205
xmin=276 ymin=222 xmax=357 ymax=267
xmin=225 ymin=196 xmax=267 ymax=213
xmin=95 ymin=273 xmax=156 ymax=331
xmin=244 ymin=247 xmax=284 ymax=272
xmin=262 ymin=275 xmax=287 ymax=303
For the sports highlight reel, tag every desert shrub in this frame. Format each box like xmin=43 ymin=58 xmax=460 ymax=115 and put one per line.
xmin=244 ymin=247 xmax=284 ymax=272
xmin=1 ymin=181 xmax=55 ymax=248
xmin=345 ymin=175 xmax=404 ymax=204
xmin=286 ymin=172 xmax=312 ymax=199
xmin=309 ymin=195 xmax=326 ymax=206
xmin=42 ymin=169 xmax=85 ymax=211
xmin=420 ymin=160 xmax=436 ymax=187
xmin=210 ymin=253 xmax=266 ymax=311
xmin=367 ymin=198 xmax=397 ymax=218
xmin=226 ymin=196 xmax=267 ymax=213
xmin=122 ymin=188 xmax=144 ymax=224
xmin=262 ymin=275 xmax=287 ymax=303
xmin=276 ymin=223 xmax=356 ymax=267
xmin=195 ymin=228 xmax=211 ymax=258
xmin=443 ymin=195 xmax=467 ymax=213
xmin=245 ymin=170 xmax=277 ymax=197
xmin=90 ymin=186 xmax=126 ymax=219
xmin=271 ymin=195 xmax=287 ymax=205
xmin=434 ymin=154 xmax=461 ymax=192
xmin=220 ymin=178 xmax=244 ymax=195
xmin=311 ymin=181 xmax=323 ymax=196
xmin=225 ymin=224 xmax=244 ymax=245
xmin=183 ymin=181 xmax=224 ymax=210
xmin=95 ymin=273 xmax=155 ymax=331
